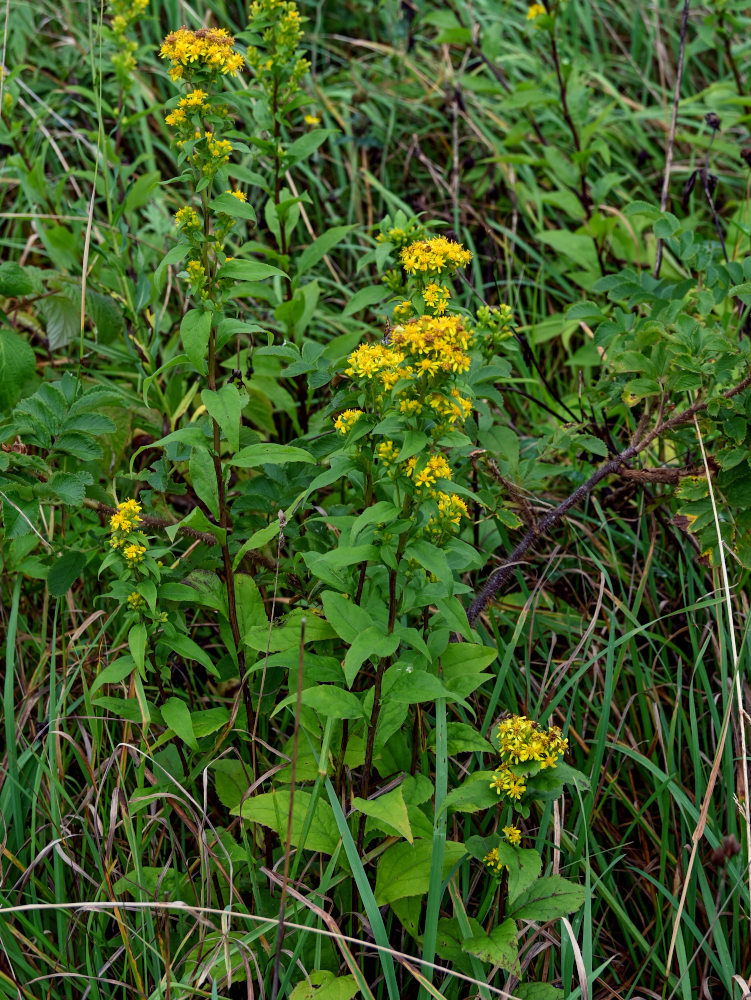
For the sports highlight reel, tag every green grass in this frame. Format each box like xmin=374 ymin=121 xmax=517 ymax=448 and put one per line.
xmin=1 ymin=1 xmax=750 ymax=998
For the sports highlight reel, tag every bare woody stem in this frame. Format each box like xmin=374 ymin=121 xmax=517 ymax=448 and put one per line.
xmin=466 ymin=371 xmax=751 ymax=627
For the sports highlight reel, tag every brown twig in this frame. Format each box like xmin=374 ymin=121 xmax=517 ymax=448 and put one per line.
xmin=465 ymin=371 xmax=751 ymax=627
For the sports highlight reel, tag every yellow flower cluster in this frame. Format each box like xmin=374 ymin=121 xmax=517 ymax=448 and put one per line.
xmin=503 ymin=824 xmax=522 ymax=845
xmin=391 ymin=315 xmax=472 ymax=377
xmin=423 ymin=281 xmax=451 ymax=315
xmin=483 ymin=847 xmax=505 ymax=874
xmin=247 ymin=0 xmax=310 ymax=103
xmin=527 ymin=3 xmax=546 ymax=19
xmin=489 ymin=716 xmax=568 ymax=801
xmin=109 ymin=499 xmax=143 ymax=548
xmin=186 ymin=260 xmax=206 ymax=284
xmin=429 ymin=491 xmax=469 ymax=527
xmin=377 ymin=440 xmax=399 ymax=468
xmin=334 ymin=409 xmax=363 ymax=435
xmin=127 ymin=591 xmax=145 ymax=610
xmin=400 ymin=236 xmax=472 ymax=277
xmin=405 ymin=453 xmax=452 ymax=492
xmin=227 ymin=188 xmax=246 ymax=202
xmin=123 ymin=542 xmax=146 ymax=565
xmin=108 ymin=0 xmax=148 ymax=81
xmin=497 ymin=715 xmax=568 ymax=768
xmin=345 ymin=342 xmax=405 ymax=391
xmin=175 ymin=205 xmax=200 ymax=230
xmin=160 ymin=27 xmax=244 ymax=81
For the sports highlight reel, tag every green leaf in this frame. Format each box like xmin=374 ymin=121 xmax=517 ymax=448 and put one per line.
xmin=343 ymin=627 xmax=400 ymax=687
xmin=46 ymin=549 xmax=86 ymax=596
xmin=462 ymin=919 xmax=519 ymax=974
xmin=209 ymin=192 xmax=257 ymax=222
xmin=513 ymin=985 xmax=564 ymax=1000
xmin=508 ymin=875 xmax=585 ymax=920
xmin=374 ymin=839 xmax=466 ymax=905
xmin=352 ymin=784 xmax=412 ymax=842
xmin=161 ymin=696 xmax=199 ymax=750
xmin=216 ymin=259 xmax=287 ymax=282
xmin=0 ymin=328 xmax=36 ymax=412
xmin=0 ymin=261 xmax=35 ymax=296
xmin=234 ymin=789 xmax=340 ymax=854
xmin=285 ymin=127 xmax=333 ymax=164
xmin=158 ymin=632 xmax=219 ymax=677
xmin=128 ymin=622 xmax=147 ymax=672
xmin=235 ymin=573 xmax=267 ymax=640
xmin=41 ymin=294 xmax=79 ymax=350
xmin=298 ymin=685 xmax=366 ymax=720
xmin=440 ymin=772 xmax=499 ymax=814
xmin=296 ymin=225 xmax=356 ymax=277
xmin=405 ymin=538 xmax=452 ymax=584
xmin=188 ymin=446 xmax=220 ymax=521
xmin=41 ymin=471 xmax=92 ymax=506
xmin=230 ymin=443 xmax=314 ymax=467
xmin=232 ymin=519 xmax=282 ymax=569
xmin=290 ymin=972 xmax=358 ymax=1000
xmin=155 ymin=243 xmax=189 ymax=286
xmin=321 ymin=590 xmax=375 ymax=643
xmin=342 ymin=285 xmax=388 ymax=317
xmin=180 ymin=308 xmax=212 ymax=374
xmin=202 ymin=383 xmax=242 ymax=452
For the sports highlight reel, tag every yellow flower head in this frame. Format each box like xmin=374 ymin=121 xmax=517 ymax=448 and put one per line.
xmin=527 ymin=3 xmax=547 ymax=19
xmin=503 ymin=825 xmax=522 ymax=846
xmin=333 ymin=409 xmax=364 ymax=435
xmin=400 ymin=236 xmax=471 ymax=277
xmin=123 ymin=542 xmax=147 ymax=566
xmin=304 ymin=113 xmax=320 ymax=125
xmin=127 ymin=591 xmax=145 ymax=610
xmin=226 ymin=188 xmax=246 ymax=201
xmin=174 ymin=205 xmax=200 ymax=230
xmin=109 ymin=498 xmax=142 ymax=535
xmin=160 ymin=26 xmax=244 ymax=80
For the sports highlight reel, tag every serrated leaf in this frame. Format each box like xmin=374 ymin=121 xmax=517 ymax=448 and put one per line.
xmin=508 ymin=875 xmax=585 ymax=920
xmin=0 ymin=328 xmax=36 ymax=412
xmin=0 ymin=261 xmax=34 ymax=296
xmin=234 ymin=789 xmax=340 ymax=854
xmin=463 ymin=918 xmax=519 ymax=973
xmin=290 ymin=972 xmax=358 ymax=1000
xmin=375 ymin=839 xmax=466 ymax=904
xmin=41 ymin=294 xmax=79 ymax=350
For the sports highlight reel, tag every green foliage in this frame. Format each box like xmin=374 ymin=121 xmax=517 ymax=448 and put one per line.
xmin=1 ymin=1 xmax=751 ymax=998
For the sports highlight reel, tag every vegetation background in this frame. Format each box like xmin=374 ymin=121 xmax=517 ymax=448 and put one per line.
xmin=1 ymin=1 xmax=751 ymax=998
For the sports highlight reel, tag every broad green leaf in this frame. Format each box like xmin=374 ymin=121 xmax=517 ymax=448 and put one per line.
xmin=158 ymin=632 xmax=220 ymax=677
xmin=513 ymin=984 xmax=564 ymax=1000
xmin=188 ymin=446 xmax=220 ymax=521
xmin=231 ymin=443 xmax=314 ymax=467
xmin=462 ymin=919 xmax=519 ymax=974
xmin=429 ymin=722 xmax=493 ymax=755
xmin=352 ymin=784 xmax=412 ymax=842
xmin=0 ymin=261 xmax=34 ymax=296
xmin=343 ymin=627 xmax=400 ymax=687
xmin=40 ymin=471 xmax=92 ymax=506
xmin=46 ymin=549 xmax=86 ymax=596
xmin=181 ymin=308 xmax=212 ymax=374
xmin=216 ymin=259 xmax=287 ymax=282
xmin=128 ymin=622 xmax=147 ymax=672
xmin=235 ymin=573 xmax=267 ymax=640
xmin=235 ymin=789 xmax=340 ymax=854
xmin=440 ymin=772 xmax=499 ymax=814
xmin=90 ymin=655 xmax=137 ymax=696
xmin=321 ymin=590 xmax=375 ymax=643
xmin=162 ymin=696 xmax=199 ymax=750
xmin=202 ymin=383 xmax=242 ymax=452
xmin=290 ymin=972 xmax=359 ymax=1000
xmin=388 ymin=669 xmax=466 ymax=708
xmin=41 ymin=294 xmax=79 ymax=349
xmin=406 ymin=539 xmax=452 ymax=584
xmin=155 ymin=243 xmax=189 ymax=286
xmin=209 ymin=192 xmax=257 ymax=222
xmin=298 ymin=685 xmax=365 ymax=719
xmin=0 ymin=328 xmax=36 ymax=412
xmin=508 ymin=875 xmax=585 ymax=921
xmin=375 ymin=839 xmax=466 ymax=905
xmin=232 ymin=519 xmax=282 ymax=569
xmin=285 ymin=127 xmax=333 ymax=164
